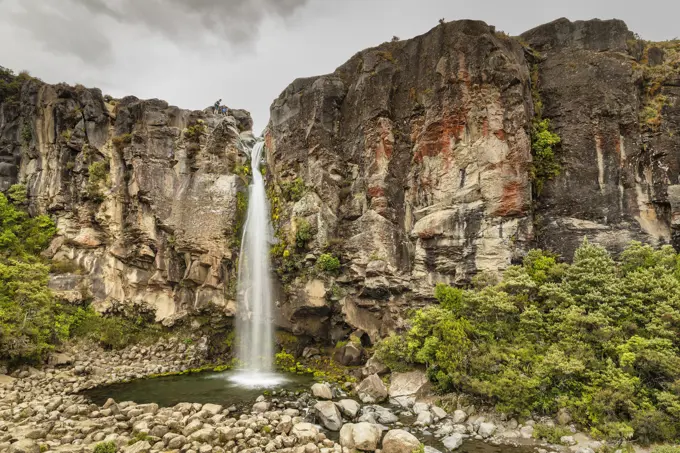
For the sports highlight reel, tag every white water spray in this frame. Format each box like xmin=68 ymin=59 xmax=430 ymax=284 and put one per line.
xmin=231 ymin=140 xmax=283 ymax=387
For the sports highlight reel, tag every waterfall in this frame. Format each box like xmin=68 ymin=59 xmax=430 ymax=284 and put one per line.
xmin=232 ymin=140 xmax=278 ymax=385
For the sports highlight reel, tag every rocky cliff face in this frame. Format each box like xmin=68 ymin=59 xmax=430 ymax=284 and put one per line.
xmin=265 ymin=18 xmax=680 ymax=341
xmin=1 ymin=17 xmax=678 ymax=343
xmin=0 ymin=79 xmax=254 ymax=325
xmin=522 ymin=18 xmax=680 ymax=257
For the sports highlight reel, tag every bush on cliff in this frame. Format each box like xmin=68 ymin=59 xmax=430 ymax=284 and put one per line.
xmin=377 ymin=240 xmax=680 ymax=443
xmin=0 ymin=192 xmax=59 ymax=361
xmin=0 ymin=192 xmax=161 ymax=363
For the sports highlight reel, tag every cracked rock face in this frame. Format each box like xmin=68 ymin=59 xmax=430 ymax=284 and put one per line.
xmin=265 ymin=17 xmax=680 ymax=340
xmin=0 ymin=81 xmax=252 ymax=324
xmin=1 ymin=17 xmax=679 ymax=341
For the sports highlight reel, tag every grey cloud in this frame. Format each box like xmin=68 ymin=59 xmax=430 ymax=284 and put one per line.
xmin=7 ymin=0 xmax=309 ymax=63
xmin=74 ymin=0 xmax=309 ymax=45
xmin=10 ymin=0 xmax=113 ymax=63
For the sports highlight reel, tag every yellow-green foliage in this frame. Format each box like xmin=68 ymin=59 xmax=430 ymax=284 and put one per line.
xmin=281 ymin=177 xmax=306 ymax=202
xmin=88 ymin=161 xmax=109 ymax=184
xmin=7 ymin=184 xmax=27 ymax=205
xmin=184 ymin=121 xmax=206 ymax=141
xmin=316 ymin=253 xmax=340 ymax=274
xmin=93 ymin=441 xmax=117 ymax=453
xmin=377 ymin=240 xmax=680 ymax=443
xmin=128 ymin=433 xmax=150 ymax=445
xmin=0 ymin=191 xmax=166 ymax=363
xmin=638 ymin=40 xmax=680 ymax=131
xmin=640 ymin=94 xmax=669 ymax=131
xmin=529 ymin=64 xmax=562 ymax=194
xmin=86 ymin=161 xmax=110 ymax=202
xmin=531 ymin=118 xmax=562 ymax=194
xmin=275 ymin=350 xmax=296 ymax=370
xmin=295 ymin=218 xmax=313 ymax=248
xmin=533 ymin=424 xmax=573 ymax=444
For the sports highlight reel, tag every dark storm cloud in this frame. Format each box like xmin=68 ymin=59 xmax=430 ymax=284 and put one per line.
xmin=7 ymin=0 xmax=309 ymax=63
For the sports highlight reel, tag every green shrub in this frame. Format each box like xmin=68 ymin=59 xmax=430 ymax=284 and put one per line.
xmin=529 ymin=63 xmax=562 ymax=195
xmin=0 ymin=67 xmax=34 ymax=105
xmin=88 ymin=161 xmax=109 ymax=184
xmin=69 ymin=306 xmax=161 ymax=350
xmin=128 ymin=432 xmax=150 ymax=445
xmin=184 ymin=121 xmax=206 ymax=141
xmin=376 ymin=240 xmax=680 ymax=443
xmin=7 ymin=184 xmax=27 ymax=205
xmin=316 ymin=253 xmax=340 ymax=273
xmin=275 ymin=350 xmax=296 ymax=371
xmin=533 ymin=424 xmax=572 ymax=444
xmin=531 ymin=118 xmax=561 ymax=194
xmin=21 ymin=123 xmax=32 ymax=144
xmin=281 ymin=177 xmax=306 ymax=202
xmin=93 ymin=441 xmax=117 ymax=453
xmin=295 ymin=218 xmax=313 ymax=248
xmin=0 ymin=193 xmax=58 ymax=362
xmin=86 ymin=161 xmax=110 ymax=202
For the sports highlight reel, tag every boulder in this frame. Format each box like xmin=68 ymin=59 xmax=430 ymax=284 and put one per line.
xmin=560 ymin=435 xmax=577 ymax=446
xmin=339 ymin=422 xmax=382 ymax=451
xmin=8 ymin=440 xmax=40 ymax=453
xmin=252 ymin=401 xmax=270 ymax=413
xmin=363 ymin=354 xmax=389 ymax=376
xmin=188 ymin=428 xmax=215 ymax=443
xmin=336 ymin=399 xmax=361 ymax=418
xmin=388 ymin=371 xmax=430 ymax=398
xmin=311 ymin=383 xmax=333 ymax=400
xmin=0 ymin=374 xmax=16 ymax=386
xmin=334 ymin=343 xmax=365 ymax=366
xmin=442 ymin=433 xmax=464 ymax=451
xmin=451 ymin=410 xmax=467 ymax=424
xmin=314 ymin=401 xmax=343 ymax=431
xmin=478 ymin=422 xmax=496 ymax=438
xmin=415 ymin=410 xmax=433 ymax=426
xmin=291 ymin=423 xmax=319 ymax=443
xmin=202 ymin=403 xmax=223 ymax=415
xmin=382 ymin=429 xmax=421 ymax=453
xmin=123 ymin=441 xmax=151 ymax=453
xmin=412 ymin=402 xmax=429 ymax=414
xmin=48 ymin=352 xmax=74 ymax=367
xmin=356 ymin=374 xmax=388 ymax=403
xmin=431 ymin=406 xmax=447 ymax=419
xmin=519 ymin=425 xmax=534 ymax=439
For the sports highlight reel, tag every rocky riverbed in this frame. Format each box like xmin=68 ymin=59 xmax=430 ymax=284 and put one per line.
xmin=0 ymin=340 xmax=605 ymax=453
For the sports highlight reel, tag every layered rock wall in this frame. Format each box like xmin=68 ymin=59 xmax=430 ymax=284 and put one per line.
xmin=1 ymin=17 xmax=679 ymax=342
xmin=265 ymin=18 xmax=680 ymax=340
xmin=0 ymin=80 xmax=253 ymax=324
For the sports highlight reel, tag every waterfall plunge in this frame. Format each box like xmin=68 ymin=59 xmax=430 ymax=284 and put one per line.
xmin=230 ymin=140 xmax=283 ymax=387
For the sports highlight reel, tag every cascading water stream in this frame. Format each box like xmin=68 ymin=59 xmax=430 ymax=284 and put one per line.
xmin=229 ymin=140 xmax=284 ymax=387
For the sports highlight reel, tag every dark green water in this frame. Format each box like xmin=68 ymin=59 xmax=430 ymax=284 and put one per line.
xmin=81 ymin=370 xmax=315 ymax=408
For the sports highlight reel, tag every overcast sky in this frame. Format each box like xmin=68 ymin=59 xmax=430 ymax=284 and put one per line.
xmin=0 ymin=0 xmax=677 ymax=134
